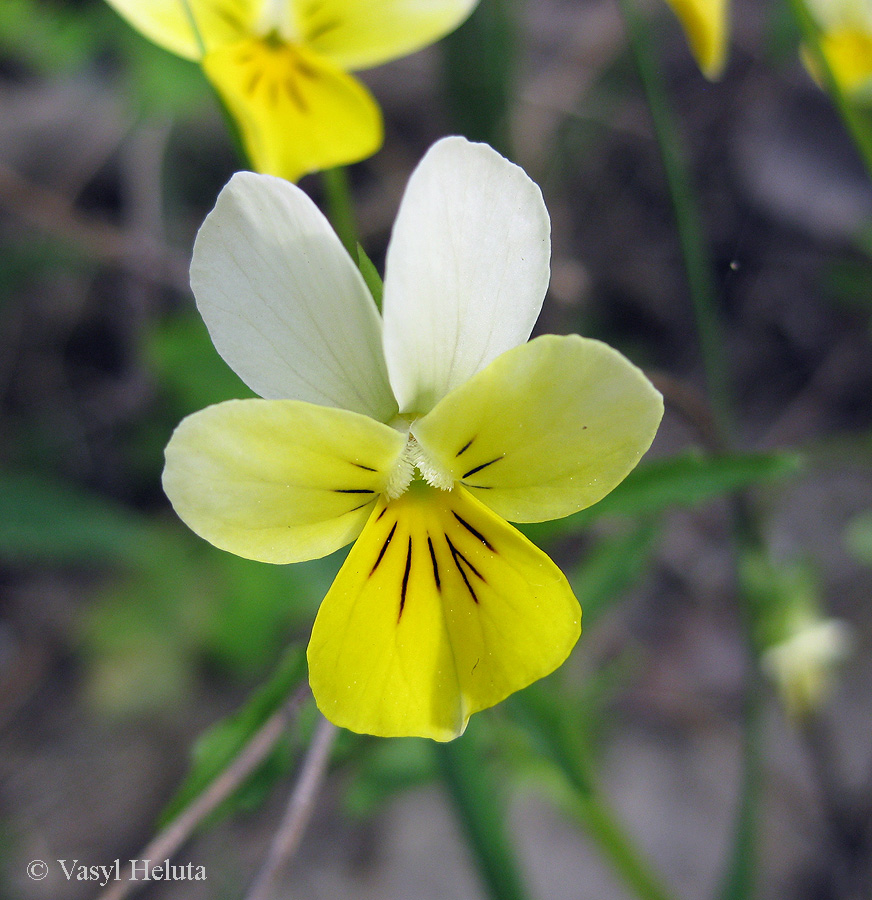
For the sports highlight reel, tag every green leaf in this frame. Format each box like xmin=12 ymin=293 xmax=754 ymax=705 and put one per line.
xmin=205 ymin=550 xmax=339 ymax=676
xmin=0 ymin=0 xmax=104 ymax=73
xmin=442 ymin=0 xmax=518 ymax=156
xmin=508 ymin=690 xmax=678 ymax=900
xmin=158 ymin=646 xmax=308 ymax=828
xmin=436 ymin=720 xmax=532 ymax=900
xmin=522 ymin=450 xmax=802 ymax=543
xmin=343 ymin=738 xmax=437 ymax=818
xmin=0 ymin=471 xmax=169 ymax=568
xmin=570 ymin=521 xmax=659 ymax=626
xmin=356 ymin=243 xmax=384 ymax=311
xmin=716 ymin=681 xmax=762 ymax=900
xmin=146 ymin=311 xmax=256 ymax=416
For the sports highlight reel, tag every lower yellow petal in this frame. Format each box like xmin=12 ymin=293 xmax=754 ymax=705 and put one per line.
xmin=163 ymin=399 xmax=406 ymax=564
xmin=663 ymin=0 xmax=729 ymax=79
xmin=202 ymin=38 xmax=383 ymax=181
xmin=308 ymin=482 xmax=581 ymax=741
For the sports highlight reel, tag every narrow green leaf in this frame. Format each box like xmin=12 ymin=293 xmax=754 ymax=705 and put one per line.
xmin=441 ymin=0 xmax=518 ymax=156
xmin=158 ymin=647 xmax=307 ymax=828
xmin=509 ymin=691 xmax=679 ymax=900
xmin=343 ymin=738 xmax=437 ymax=818
xmin=356 ymin=242 xmax=384 ymax=312
xmin=617 ymin=0 xmax=731 ymax=432
xmin=321 ymin=166 xmax=359 ymax=256
xmin=436 ymin=722 xmax=532 ymax=900
xmin=570 ymin=521 xmax=659 ymax=626
xmin=523 ymin=450 xmax=802 ymax=543
xmin=716 ymin=678 xmax=762 ymax=900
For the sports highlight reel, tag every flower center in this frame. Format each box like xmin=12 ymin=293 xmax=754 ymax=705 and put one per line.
xmin=385 ymin=435 xmax=454 ymax=500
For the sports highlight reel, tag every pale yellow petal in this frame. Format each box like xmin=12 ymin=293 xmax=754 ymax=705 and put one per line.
xmin=412 ymin=334 xmax=663 ymax=524
xmin=202 ymin=37 xmax=383 ymax=181
xmin=663 ymin=0 xmax=729 ymax=79
xmin=163 ymin=399 xmax=406 ymax=564
xmin=104 ymin=0 xmax=257 ymax=59
xmin=308 ymin=482 xmax=581 ymax=741
xmin=297 ymin=0 xmax=480 ymax=71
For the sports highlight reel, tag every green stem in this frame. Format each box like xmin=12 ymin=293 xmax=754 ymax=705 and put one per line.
xmin=617 ymin=8 xmax=769 ymax=897
xmin=713 ymin=499 xmax=769 ymax=900
xmin=617 ymin=0 xmax=732 ymax=436
xmin=435 ymin=735 xmax=532 ymax=900
xmin=717 ymin=644 xmax=763 ymax=900
xmin=510 ymin=691 xmax=680 ymax=900
xmin=575 ymin=790 xmax=678 ymax=900
xmin=321 ymin=167 xmax=359 ymax=257
xmin=788 ymin=0 xmax=872 ymax=181
xmin=442 ymin=0 xmax=518 ymax=158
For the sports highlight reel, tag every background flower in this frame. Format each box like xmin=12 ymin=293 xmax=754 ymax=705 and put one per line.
xmin=662 ymin=0 xmax=729 ymax=78
xmin=804 ymin=0 xmax=872 ymax=101
xmin=102 ymin=0 xmax=480 ymax=179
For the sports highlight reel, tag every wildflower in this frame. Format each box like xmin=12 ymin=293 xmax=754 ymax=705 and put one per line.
xmin=662 ymin=0 xmax=729 ymax=79
xmin=803 ymin=0 xmax=872 ymax=102
xmin=163 ymin=137 xmax=663 ymax=740
xmin=103 ymin=0 xmax=479 ymax=180
xmin=761 ymin=617 xmax=853 ymax=719
xmin=744 ymin=551 xmax=853 ymax=721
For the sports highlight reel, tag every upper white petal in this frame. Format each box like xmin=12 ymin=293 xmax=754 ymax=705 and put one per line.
xmin=381 ymin=137 xmax=551 ymax=414
xmin=191 ymin=172 xmax=397 ymax=421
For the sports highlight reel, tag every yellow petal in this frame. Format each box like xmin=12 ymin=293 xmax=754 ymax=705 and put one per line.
xmin=818 ymin=27 xmax=872 ymax=98
xmin=298 ymin=0 xmax=480 ymax=71
xmin=308 ymin=482 xmax=581 ymax=741
xmin=411 ymin=334 xmax=663 ymax=524
xmin=202 ymin=37 xmax=383 ymax=181
xmin=162 ymin=399 xmax=406 ymax=564
xmin=104 ymin=0 xmax=257 ymax=59
xmin=663 ymin=0 xmax=729 ymax=79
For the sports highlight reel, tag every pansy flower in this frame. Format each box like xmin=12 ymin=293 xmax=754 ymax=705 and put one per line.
xmin=163 ymin=137 xmax=663 ymax=740
xmin=803 ymin=0 xmax=872 ymax=102
xmin=663 ymin=0 xmax=729 ymax=79
xmin=103 ymin=0 xmax=479 ymax=180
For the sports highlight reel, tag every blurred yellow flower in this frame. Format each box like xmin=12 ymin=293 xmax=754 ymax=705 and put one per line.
xmin=804 ymin=0 xmax=872 ymax=101
xmin=162 ymin=138 xmax=663 ymax=740
xmin=662 ymin=0 xmax=729 ymax=79
xmin=104 ymin=0 xmax=479 ymax=180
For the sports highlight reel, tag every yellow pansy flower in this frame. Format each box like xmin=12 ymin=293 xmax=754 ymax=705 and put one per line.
xmin=804 ymin=0 xmax=872 ymax=101
xmin=103 ymin=0 xmax=479 ymax=180
xmin=162 ymin=137 xmax=663 ymax=740
xmin=663 ymin=0 xmax=729 ymax=79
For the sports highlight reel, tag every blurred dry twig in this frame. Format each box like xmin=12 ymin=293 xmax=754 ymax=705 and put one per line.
xmin=0 ymin=161 xmax=190 ymax=293
xmin=96 ymin=685 xmax=311 ymax=900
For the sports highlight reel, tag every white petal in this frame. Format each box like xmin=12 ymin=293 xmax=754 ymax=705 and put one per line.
xmin=381 ymin=137 xmax=551 ymax=415
xmin=191 ymin=171 xmax=397 ymax=421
